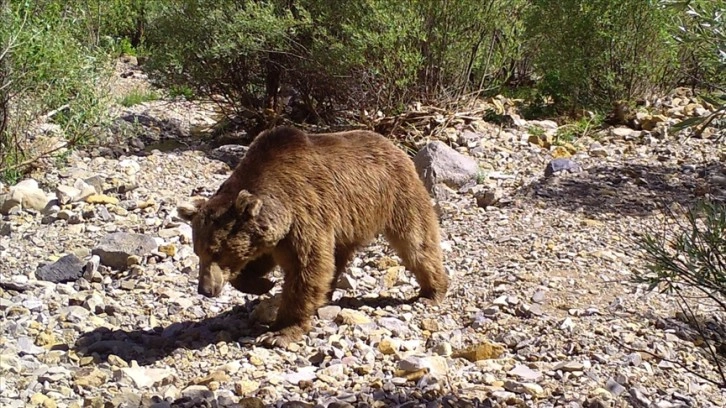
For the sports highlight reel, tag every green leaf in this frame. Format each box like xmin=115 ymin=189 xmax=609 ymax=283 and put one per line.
xmin=699 ymin=93 xmax=726 ymax=107
xmin=671 ymin=115 xmax=707 ymax=132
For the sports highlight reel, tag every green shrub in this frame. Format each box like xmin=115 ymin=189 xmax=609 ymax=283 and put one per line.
xmin=118 ymin=88 xmax=159 ymax=107
xmin=635 ymin=200 xmax=726 ymax=386
xmin=81 ymin=0 xmax=151 ymax=51
xmin=0 ymin=1 xmax=113 ymax=181
xmin=665 ymin=0 xmax=726 ymax=140
xmin=525 ymin=0 xmax=680 ymax=114
xmin=555 ymin=113 xmax=604 ymax=143
xmin=668 ymin=0 xmax=726 ymax=90
xmin=141 ymin=0 xmax=529 ymax=125
xmin=142 ymin=1 xmax=308 ymax=118
xmin=168 ymin=85 xmax=195 ymax=101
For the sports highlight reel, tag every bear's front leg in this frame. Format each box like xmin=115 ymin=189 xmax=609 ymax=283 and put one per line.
xmin=228 ymin=253 xmax=277 ymax=296
xmin=257 ymin=240 xmax=335 ymax=348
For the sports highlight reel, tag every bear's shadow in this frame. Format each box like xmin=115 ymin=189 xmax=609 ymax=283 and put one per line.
xmin=73 ymin=294 xmax=415 ymax=367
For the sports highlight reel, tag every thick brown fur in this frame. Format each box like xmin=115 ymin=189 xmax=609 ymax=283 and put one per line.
xmin=177 ymin=126 xmax=449 ymax=348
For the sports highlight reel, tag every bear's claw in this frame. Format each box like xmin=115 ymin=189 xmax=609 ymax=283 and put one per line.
xmin=256 ymin=330 xmax=300 ymax=349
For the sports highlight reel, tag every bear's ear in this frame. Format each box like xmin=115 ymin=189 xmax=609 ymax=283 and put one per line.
xmin=236 ymin=190 xmax=263 ymax=218
xmin=177 ymin=197 xmax=207 ymax=221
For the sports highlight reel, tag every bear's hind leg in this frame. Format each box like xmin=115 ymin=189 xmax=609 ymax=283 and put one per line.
xmin=385 ymin=217 xmax=449 ymax=304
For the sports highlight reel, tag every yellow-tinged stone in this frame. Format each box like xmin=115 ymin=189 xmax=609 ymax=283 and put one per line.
xmin=527 ymin=134 xmax=545 ymax=147
xmin=684 ymin=103 xmax=699 ymax=116
xmin=79 ymin=356 xmax=95 ymax=366
xmin=107 ymin=354 xmax=128 ymax=368
xmin=378 ymin=338 xmax=398 ymax=355
xmin=452 ymin=341 xmax=505 ymax=362
xmin=580 ymin=218 xmax=604 ymax=227
xmin=37 ymin=331 xmax=58 ymax=348
xmin=420 ymin=318 xmax=439 ymax=332
xmin=395 ymin=368 xmax=428 ymax=381
xmin=551 ymin=146 xmax=572 ymax=159
xmin=384 ymin=266 xmax=404 ymax=288
xmin=591 ymin=387 xmax=614 ymax=399
xmin=112 ymin=206 xmax=128 ymax=216
xmin=563 ymin=142 xmax=577 ymax=154
xmin=73 ymin=367 xmax=108 ymax=388
xmin=191 ymin=370 xmax=230 ymax=386
xmin=30 ymin=393 xmax=57 ymax=408
xmin=137 ymin=199 xmax=156 ymax=209
xmin=235 ymin=379 xmax=260 ymax=396
xmin=158 ymin=244 xmax=177 ymax=257
xmin=335 ymin=308 xmax=371 ymax=325
xmin=29 ymin=321 xmax=43 ymax=331
xmin=376 ymin=256 xmax=399 ymax=269
xmin=356 ymin=365 xmax=373 ymax=375
xmin=249 ymin=355 xmax=264 ymax=367
xmin=85 ymin=194 xmax=119 ymax=205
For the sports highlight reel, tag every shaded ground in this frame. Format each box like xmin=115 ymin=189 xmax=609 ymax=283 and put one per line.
xmin=519 ymin=161 xmax=724 ymax=217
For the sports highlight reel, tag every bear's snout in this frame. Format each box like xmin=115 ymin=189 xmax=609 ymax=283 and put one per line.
xmin=197 ymin=280 xmax=223 ymax=297
xmin=197 ymin=263 xmax=226 ymax=297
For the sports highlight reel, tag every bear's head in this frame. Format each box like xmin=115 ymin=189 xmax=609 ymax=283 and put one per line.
xmin=176 ymin=190 xmax=290 ymax=297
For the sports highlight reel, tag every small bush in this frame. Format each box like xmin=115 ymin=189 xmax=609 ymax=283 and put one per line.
xmin=668 ymin=0 xmax=726 ymax=90
xmin=524 ymin=0 xmax=680 ymax=114
xmin=635 ymin=200 xmax=726 ymax=386
xmin=555 ymin=114 xmax=604 ymax=143
xmin=141 ymin=0 xmax=529 ymax=126
xmin=0 ymin=1 xmax=113 ymax=181
xmin=665 ymin=0 xmax=726 ymax=140
xmin=118 ymin=88 xmax=159 ymax=107
xmin=168 ymin=85 xmax=195 ymax=101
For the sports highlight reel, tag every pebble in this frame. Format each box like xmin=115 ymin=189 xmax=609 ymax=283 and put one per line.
xmin=115 ymin=365 xmax=174 ymax=388
xmin=509 ymin=364 xmax=542 ymax=381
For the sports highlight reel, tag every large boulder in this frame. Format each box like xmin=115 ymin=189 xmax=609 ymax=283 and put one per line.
xmin=92 ymin=232 xmax=159 ymax=271
xmin=0 ymin=179 xmax=54 ymax=214
xmin=413 ymin=141 xmax=479 ymax=193
xmin=36 ymin=254 xmax=85 ymax=283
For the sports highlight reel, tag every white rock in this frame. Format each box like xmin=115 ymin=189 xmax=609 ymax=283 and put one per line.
xmin=2 ymin=179 xmax=52 ymax=214
xmin=73 ymin=178 xmax=97 ymax=199
xmin=610 ymin=127 xmax=636 ymax=138
xmin=413 ymin=141 xmax=479 ymax=192
xmin=509 ymin=364 xmax=542 ymax=381
xmin=118 ymin=159 xmax=141 ymax=175
xmin=55 ymin=185 xmax=81 ymax=204
xmin=317 ymin=305 xmax=342 ymax=321
xmin=284 ymin=366 xmax=317 ymax=384
xmin=588 ymin=142 xmax=609 ymax=157
xmin=115 ymin=365 xmax=174 ymax=388
xmin=398 ymin=355 xmax=448 ymax=378
xmin=504 ymin=380 xmax=545 ymax=397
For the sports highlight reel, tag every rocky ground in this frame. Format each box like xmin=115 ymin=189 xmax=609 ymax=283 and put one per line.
xmin=1 ymin=59 xmax=726 ymax=408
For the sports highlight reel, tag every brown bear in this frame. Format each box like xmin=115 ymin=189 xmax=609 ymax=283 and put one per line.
xmin=177 ymin=126 xmax=450 ymax=348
